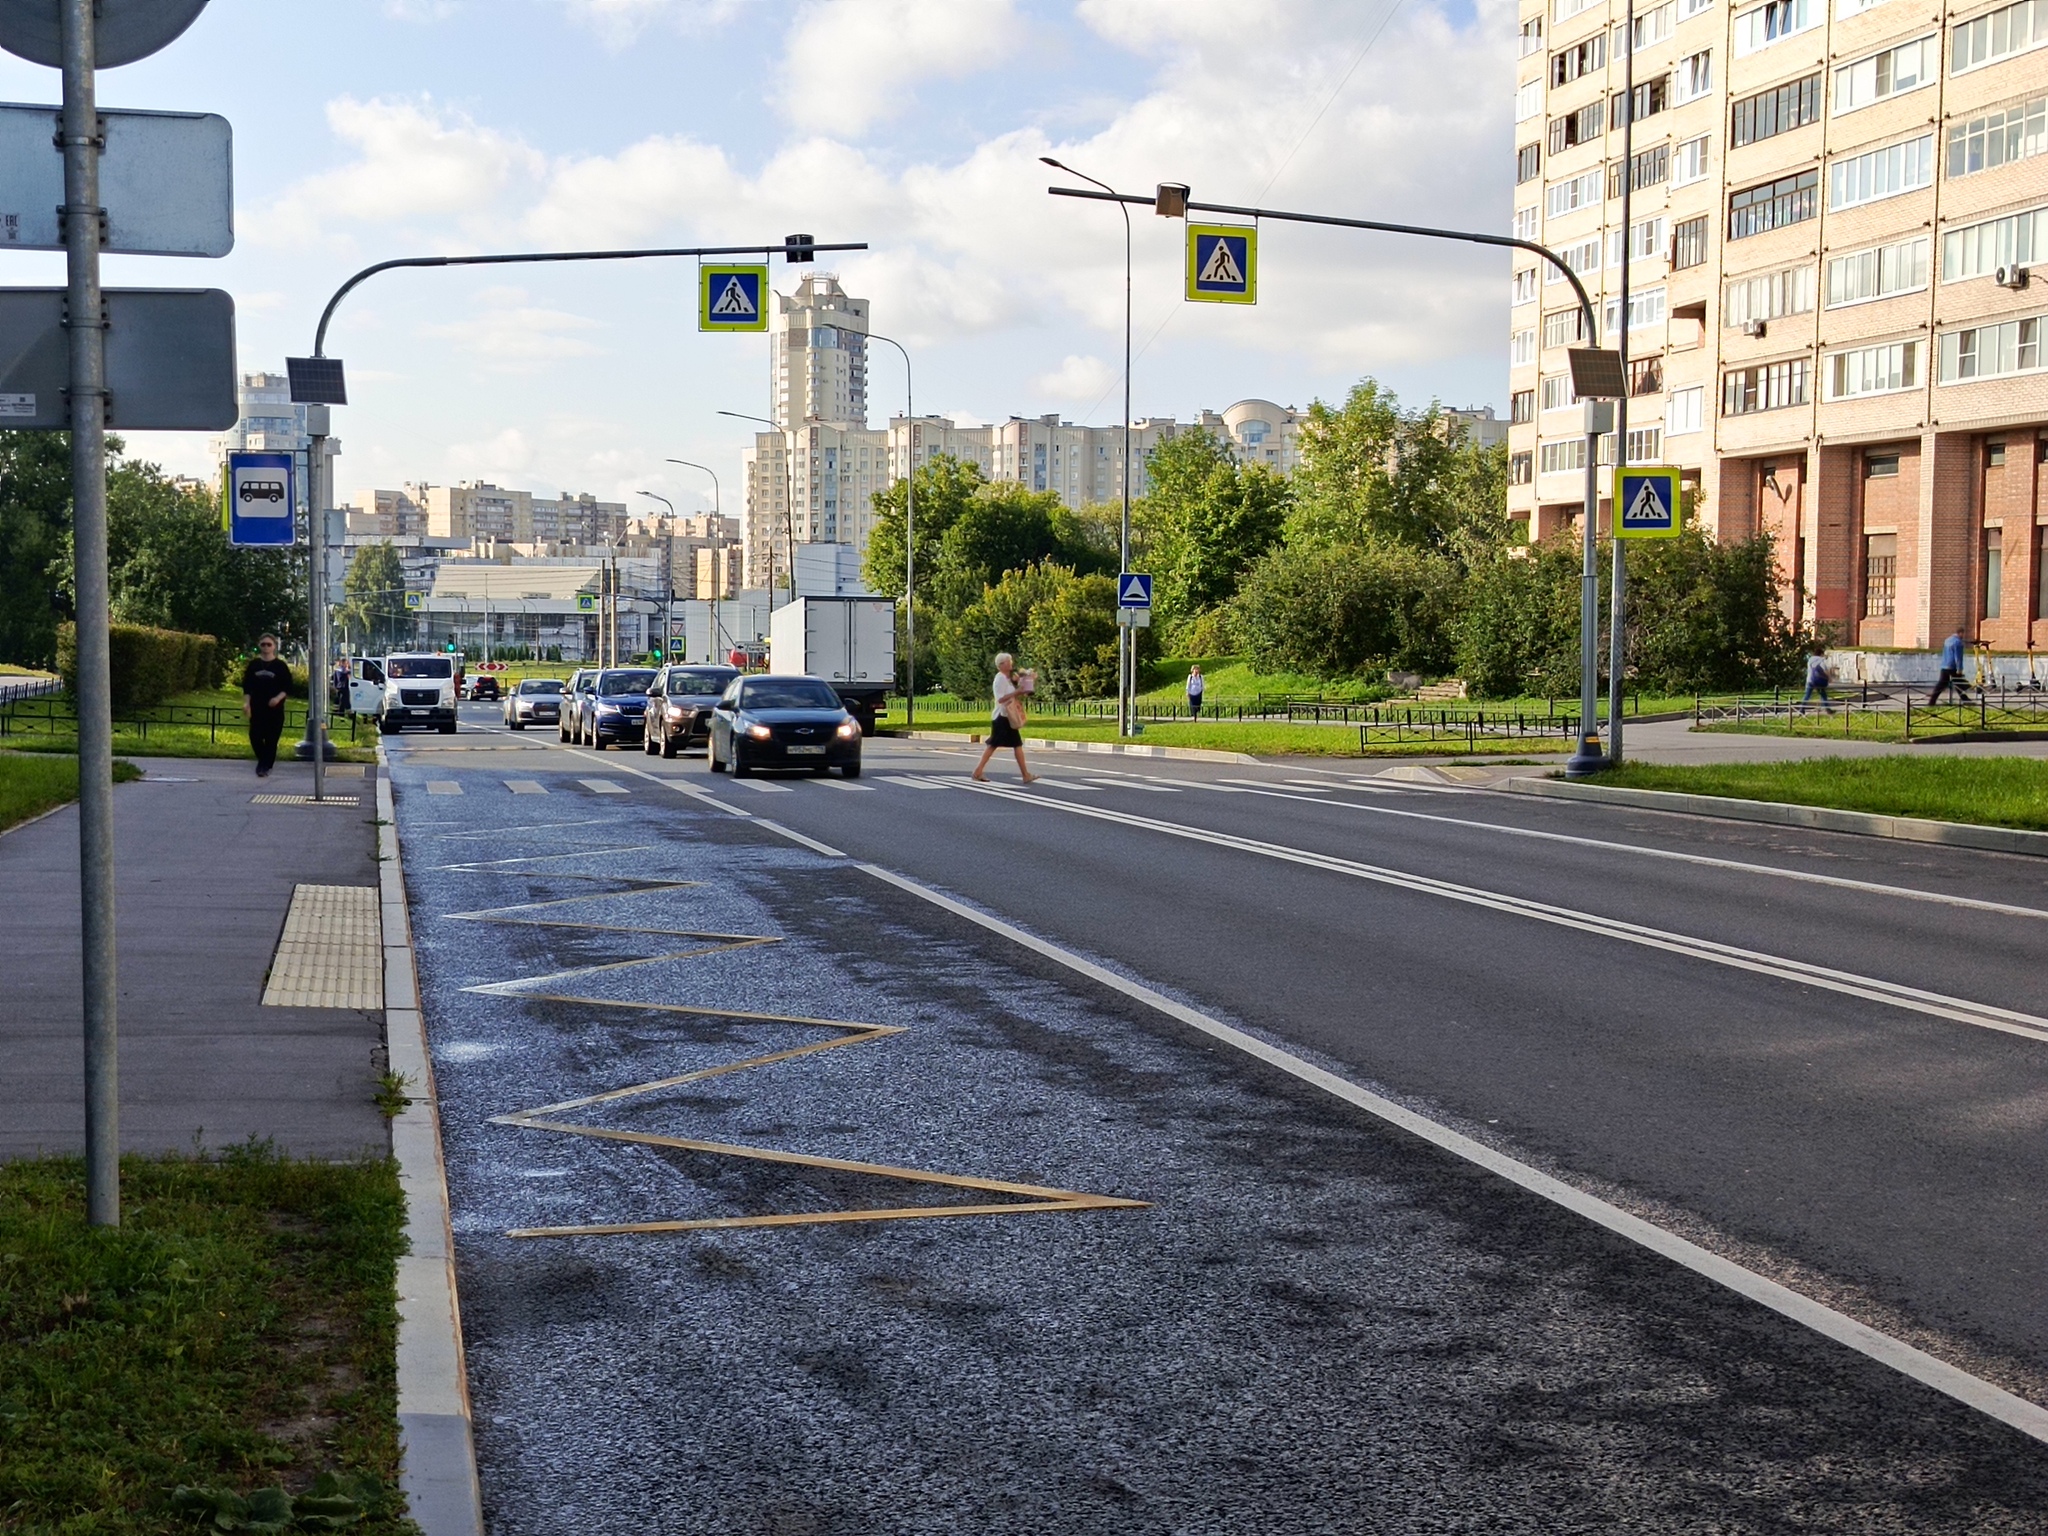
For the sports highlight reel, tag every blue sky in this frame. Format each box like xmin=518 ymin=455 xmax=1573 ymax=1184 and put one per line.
xmin=0 ymin=0 xmax=1514 ymax=515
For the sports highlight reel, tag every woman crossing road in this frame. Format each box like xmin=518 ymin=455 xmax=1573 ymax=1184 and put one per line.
xmin=972 ymin=653 xmax=1038 ymax=783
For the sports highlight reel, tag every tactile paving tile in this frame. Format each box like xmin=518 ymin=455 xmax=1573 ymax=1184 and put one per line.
xmin=251 ymin=794 xmax=362 ymax=806
xmin=261 ymin=884 xmax=384 ymax=1010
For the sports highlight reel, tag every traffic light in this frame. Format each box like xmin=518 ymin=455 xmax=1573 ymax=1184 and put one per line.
xmin=784 ymin=232 xmax=815 ymax=264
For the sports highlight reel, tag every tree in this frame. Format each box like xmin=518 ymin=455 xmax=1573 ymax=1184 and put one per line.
xmin=1135 ymin=429 xmax=1288 ymax=640
xmin=103 ymin=460 xmax=302 ymax=648
xmin=341 ymin=541 xmax=408 ymax=652
xmin=861 ymin=455 xmax=990 ymax=603
xmin=933 ymin=562 xmax=1070 ymax=699
xmin=927 ymin=484 xmax=1070 ymax=617
xmin=0 ymin=430 xmax=74 ymax=667
xmin=1021 ymin=572 xmax=1119 ymax=701
xmin=1232 ymin=539 xmax=1457 ymax=679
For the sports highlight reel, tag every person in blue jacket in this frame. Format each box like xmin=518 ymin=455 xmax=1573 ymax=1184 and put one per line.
xmin=1927 ymin=627 xmax=1968 ymax=705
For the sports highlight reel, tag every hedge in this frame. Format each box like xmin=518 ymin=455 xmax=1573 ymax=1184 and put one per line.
xmin=56 ymin=622 xmax=228 ymax=710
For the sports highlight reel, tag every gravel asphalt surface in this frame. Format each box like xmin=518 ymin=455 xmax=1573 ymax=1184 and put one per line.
xmin=390 ymin=711 xmax=2048 ymax=1533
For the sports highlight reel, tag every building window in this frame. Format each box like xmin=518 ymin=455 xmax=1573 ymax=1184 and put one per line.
xmin=1513 ymin=205 xmax=1539 ymax=241
xmin=1609 ymin=143 xmax=1671 ymax=197
xmin=1942 ymin=205 xmax=2048 ymax=280
xmin=1673 ymin=135 xmax=1712 ymax=186
xmin=1604 ymin=286 xmax=1668 ymax=332
xmin=1666 ymin=385 xmax=1705 ymax=434
xmin=1544 ymin=307 xmax=1587 ymax=348
xmin=1681 ymin=0 xmax=1714 ymax=15
xmin=1610 ymin=76 xmax=1671 ymax=128
xmin=1835 ymin=36 xmax=1937 ymax=112
xmin=1513 ymin=268 xmax=1540 ymax=305
xmin=1521 ymin=16 xmax=1546 ymax=56
xmin=1517 ymin=79 xmax=1545 ymax=122
xmin=1557 ymin=0 xmax=1600 ymax=20
xmin=1549 ymin=236 xmax=1602 ymax=283
xmin=1947 ymin=96 xmax=2047 ymax=179
xmin=1672 ymin=215 xmax=1710 ymax=269
xmin=1939 ymin=314 xmax=2044 ymax=381
xmin=1865 ymin=453 xmax=1899 ymax=476
xmin=1549 ymin=101 xmax=1606 ymax=154
xmin=1546 ymin=168 xmax=1605 ymax=217
xmin=1724 ymin=263 xmax=1816 ymax=324
xmin=1551 ymin=32 xmax=1606 ymax=83
xmin=1828 ymin=135 xmax=1935 ymax=210
xmin=1541 ymin=373 xmax=1580 ymax=412
xmin=1735 ymin=0 xmax=1818 ymax=55
xmin=1626 ymin=426 xmax=1664 ymax=461
xmin=1825 ymin=237 xmax=1930 ymax=307
xmin=1722 ymin=357 xmax=1810 ymax=414
xmin=1629 ymin=356 xmax=1665 ymax=395
xmin=1951 ymin=0 xmax=2048 ymax=74
xmin=1731 ymin=73 xmax=1821 ymax=148
xmin=1615 ymin=1 xmax=1678 ymax=53
xmin=2038 ymin=528 xmax=2048 ymax=619
xmin=1826 ymin=339 xmax=1920 ymax=398
xmin=1984 ymin=527 xmax=2003 ymax=618
xmin=1610 ymin=216 xmax=1668 ymax=267
xmin=1540 ymin=439 xmax=1589 ymax=474
xmin=1863 ymin=532 xmax=1897 ymax=617
xmin=1512 ymin=327 xmax=1538 ymax=365
xmin=1511 ymin=389 xmax=1537 ymax=424
xmin=1518 ymin=142 xmax=1543 ymax=183
xmin=1729 ymin=170 xmax=1819 ymax=239
xmin=1511 ymin=450 xmax=1535 ymax=484
xmin=1673 ymin=50 xmax=1714 ymax=103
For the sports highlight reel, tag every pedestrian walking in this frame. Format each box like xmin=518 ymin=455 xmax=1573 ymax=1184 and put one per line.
xmin=1800 ymin=651 xmax=1832 ymax=707
xmin=1927 ymin=627 xmax=1968 ymax=705
xmin=972 ymin=652 xmax=1038 ymax=783
xmin=241 ymin=635 xmax=292 ymax=778
xmin=1186 ymin=664 xmax=1206 ymax=720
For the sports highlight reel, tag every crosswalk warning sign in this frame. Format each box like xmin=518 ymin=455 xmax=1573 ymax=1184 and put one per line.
xmin=1613 ymin=466 xmax=1682 ymax=539
xmin=1186 ymin=224 xmax=1256 ymax=304
xmin=699 ymin=265 xmax=769 ymax=332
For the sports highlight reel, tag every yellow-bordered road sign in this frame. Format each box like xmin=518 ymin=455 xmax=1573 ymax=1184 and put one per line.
xmin=1186 ymin=223 xmax=1256 ymax=304
xmin=403 ymin=591 xmax=424 ymax=611
xmin=699 ymin=265 xmax=769 ymax=331
xmin=1613 ymin=466 xmax=1683 ymax=539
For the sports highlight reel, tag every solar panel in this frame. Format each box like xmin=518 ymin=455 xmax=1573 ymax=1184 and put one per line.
xmin=286 ymin=356 xmax=348 ymax=405
xmin=1567 ymin=347 xmax=1626 ymax=400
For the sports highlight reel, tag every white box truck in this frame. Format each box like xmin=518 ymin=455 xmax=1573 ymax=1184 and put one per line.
xmin=768 ymin=595 xmax=895 ymax=734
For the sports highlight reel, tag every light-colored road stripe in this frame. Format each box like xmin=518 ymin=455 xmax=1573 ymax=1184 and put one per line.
xmin=505 ymin=780 xmax=547 ymax=794
xmin=883 ymin=775 xmax=949 ymax=790
xmin=579 ymin=779 xmax=629 ymax=795
xmin=817 ymin=778 xmax=875 ymax=790
xmin=463 ymin=722 xmax=755 ymax=818
xmin=957 ymin=779 xmax=2048 ymax=1045
xmin=849 ymin=857 xmax=2048 ymax=1450
xmin=753 ymin=819 xmax=845 ymax=857
xmin=736 ymin=779 xmax=793 ymax=793
xmin=426 ymin=780 xmax=462 ymax=796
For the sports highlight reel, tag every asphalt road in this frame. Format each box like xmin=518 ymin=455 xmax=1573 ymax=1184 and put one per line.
xmin=388 ymin=706 xmax=2048 ymax=1533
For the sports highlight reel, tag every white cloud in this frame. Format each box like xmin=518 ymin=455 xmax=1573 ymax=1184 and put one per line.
xmin=1034 ymin=354 xmax=1115 ymax=400
xmin=423 ymin=288 xmax=605 ymax=368
xmin=777 ymin=0 xmax=1026 ymax=135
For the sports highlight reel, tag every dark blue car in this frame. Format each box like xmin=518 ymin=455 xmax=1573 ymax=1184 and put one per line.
xmin=580 ymin=667 xmax=655 ymax=750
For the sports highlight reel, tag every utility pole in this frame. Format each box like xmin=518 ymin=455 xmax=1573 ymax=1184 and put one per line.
xmin=667 ymin=460 xmax=722 ymax=664
xmin=868 ymin=336 xmax=914 ymax=723
xmin=1610 ymin=0 xmax=1638 ymax=765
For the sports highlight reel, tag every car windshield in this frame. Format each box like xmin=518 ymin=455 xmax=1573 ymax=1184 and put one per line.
xmin=387 ymin=657 xmax=453 ymax=679
xmin=598 ymin=670 xmax=656 ymax=696
xmin=670 ymin=669 xmax=738 ymax=696
xmin=521 ymin=680 xmax=564 ymax=694
xmin=741 ymin=680 xmax=842 ymax=710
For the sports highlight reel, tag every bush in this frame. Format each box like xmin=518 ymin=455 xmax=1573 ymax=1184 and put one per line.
xmin=57 ymin=622 xmax=225 ymax=709
xmin=1021 ymin=573 xmax=1119 ymax=700
xmin=1232 ymin=541 xmax=1456 ymax=680
xmin=933 ymin=564 xmax=1071 ymax=699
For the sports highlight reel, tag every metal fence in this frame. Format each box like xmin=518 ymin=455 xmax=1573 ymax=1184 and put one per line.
xmin=0 ymin=693 xmax=365 ymax=746
xmin=1694 ymin=684 xmax=2048 ymax=738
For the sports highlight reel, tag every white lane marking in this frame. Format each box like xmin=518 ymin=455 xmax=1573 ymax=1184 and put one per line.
xmin=505 ymin=780 xmax=547 ymax=794
xmin=753 ymin=819 xmax=845 ymax=857
xmin=579 ymin=779 xmax=629 ymax=795
xmin=1282 ymin=780 xmax=1336 ymax=791
xmin=817 ymin=778 xmax=875 ymax=791
xmin=848 ymin=858 xmax=2048 ymax=1449
xmin=424 ymin=845 xmax=656 ymax=872
xmin=426 ymin=781 xmax=462 ymax=795
xmin=956 ymin=779 xmax=2048 ymax=1045
xmin=883 ymin=775 xmax=950 ymax=790
xmin=735 ymin=779 xmax=793 ymax=793
xmin=428 ymin=817 xmax=607 ymax=839
xmin=464 ymin=722 xmax=756 ymax=818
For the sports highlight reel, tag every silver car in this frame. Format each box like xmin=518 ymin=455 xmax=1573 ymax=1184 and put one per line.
xmin=503 ymin=677 xmax=565 ymax=731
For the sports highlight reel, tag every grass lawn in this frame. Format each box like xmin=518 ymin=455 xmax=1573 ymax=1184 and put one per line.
xmin=0 ymin=754 xmax=142 ymax=832
xmin=1589 ymin=755 xmax=2048 ymax=831
xmin=0 ymin=1148 xmax=411 ymax=1536
xmin=901 ymin=715 xmax=1571 ymax=759
xmin=0 ymin=690 xmax=376 ymax=765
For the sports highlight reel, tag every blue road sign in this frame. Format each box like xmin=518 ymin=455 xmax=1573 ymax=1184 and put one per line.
xmin=1613 ymin=466 xmax=1682 ymax=540
xmin=699 ymin=265 xmax=768 ymax=331
xmin=224 ymin=451 xmax=295 ymax=547
xmin=1118 ymin=572 xmax=1153 ymax=608
xmin=1186 ymin=224 xmax=1256 ymax=304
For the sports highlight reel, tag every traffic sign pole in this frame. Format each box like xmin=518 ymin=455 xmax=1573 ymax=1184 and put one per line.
xmin=62 ymin=0 xmax=119 ymax=1228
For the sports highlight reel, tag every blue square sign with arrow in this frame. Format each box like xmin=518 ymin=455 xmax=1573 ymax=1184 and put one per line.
xmin=1613 ymin=466 xmax=1682 ymax=540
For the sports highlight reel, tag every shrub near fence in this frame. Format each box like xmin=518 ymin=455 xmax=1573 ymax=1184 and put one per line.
xmin=56 ymin=622 xmax=227 ymax=710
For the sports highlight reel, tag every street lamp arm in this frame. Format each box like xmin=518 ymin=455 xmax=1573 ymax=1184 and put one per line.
xmin=312 ymin=240 xmax=869 ymax=356
xmin=1045 ymin=185 xmax=1600 ymax=348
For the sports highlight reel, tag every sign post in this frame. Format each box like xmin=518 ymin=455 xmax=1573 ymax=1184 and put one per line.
xmin=1116 ymin=570 xmax=1153 ymax=626
xmin=1613 ymin=467 xmax=1682 ymax=539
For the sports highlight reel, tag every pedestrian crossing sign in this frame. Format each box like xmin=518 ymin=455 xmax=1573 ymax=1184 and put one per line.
xmin=403 ymin=592 xmax=423 ymax=611
xmin=1186 ymin=224 xmax=1256 ymax=304
xmin=1613 ymin=466 xmax=1682 ymax=539
xmin=699 ymin=265 xmax=769 ymax=331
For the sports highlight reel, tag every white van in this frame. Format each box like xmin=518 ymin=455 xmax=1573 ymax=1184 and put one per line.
xmin=378 ymin=653 xmax=459 ymax=734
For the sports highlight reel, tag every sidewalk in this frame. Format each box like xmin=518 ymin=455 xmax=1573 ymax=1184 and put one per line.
xmin=0 ymin=754 xmax=389 ymax=1160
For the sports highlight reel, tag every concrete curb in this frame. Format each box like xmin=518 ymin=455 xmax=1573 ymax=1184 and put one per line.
xmin=376 ymin=751 xmax=486 ymax=1536
xmin=901 ymin=729 xmax=1259 ymax=765
xmin=1504 ymin=774 xmax=2048 ymax=857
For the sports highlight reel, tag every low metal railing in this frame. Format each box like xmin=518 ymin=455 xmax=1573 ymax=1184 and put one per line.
xmin=1694 ymin=685 xmax=2048 ymax=737
xmin=0 ymin=694 xmax=365 ymax=745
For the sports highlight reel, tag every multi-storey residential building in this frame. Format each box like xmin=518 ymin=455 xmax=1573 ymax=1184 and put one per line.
xmin=213 ymin=372 xmax=311 ymax=508
xmin=775 ymin=272 xmax=870 ymax=428
xmin=1509 ymin=0 xmax=2048 ymax=647
xmin=412 ymin=482 xmax=628 ymax=546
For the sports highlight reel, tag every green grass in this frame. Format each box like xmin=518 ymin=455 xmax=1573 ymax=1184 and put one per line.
xmin=902 ymin=715 xmax=1571 ymax=759
xmin=0 ymin=1147 xmax=413 ymax=1536
xmin=0 ymin=693 xmax=376 ymax=765
xmin=1589 ymin=755 xmax=2048 ymax=831
xmin=0 ymin=754 xmax=142 ymax=832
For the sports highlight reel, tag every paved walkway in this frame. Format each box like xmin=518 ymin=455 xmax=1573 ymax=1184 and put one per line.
xmin=1618 ymin=716 xmax=2048 ymax=763
xmin=0 ymin=754 xmax=389 ymax=1161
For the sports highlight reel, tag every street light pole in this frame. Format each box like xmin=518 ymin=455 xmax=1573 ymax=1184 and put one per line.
xmin=668 ymin=459 xmax=723 ymax=664
xmin=718 ymin=409 xmax=798 ymax=609
xmin=868 ymin=334 xmax=915 ymax=724
xmin=1610 ymin=0 xmax=1638 ymax=766
xmin=1043 ymin=158 xmax=1134 ymax=738
xmin=637 ymin=491 xmax=675 ymax=659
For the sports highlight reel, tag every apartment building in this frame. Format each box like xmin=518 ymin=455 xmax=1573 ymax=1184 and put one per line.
xmin=407 ymin=482 xmax=629 ymax=546
xmin=1508 ymin=0 xmax=2047 ymax=647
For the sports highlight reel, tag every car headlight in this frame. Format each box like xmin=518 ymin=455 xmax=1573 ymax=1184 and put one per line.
xmin=667 ymin=703 xmax=688 ymax=718
xmin=836 ymin=718 xmax=861 ymax=739
xmin=595 ymin=701 xmax=621 ymax=715
xmin=745 ymin=722 xmax=772 ymax=740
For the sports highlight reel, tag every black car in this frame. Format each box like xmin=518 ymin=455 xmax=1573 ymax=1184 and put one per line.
xmin=643 ymin=664 xmax=741 ymax=758
xmin=581 ymin=667 xmax=656 ymax=750
xmin=707 ymin=675 xmax=862 ymax=778
xmin=465 ymin=674 xmax=502 ymax=702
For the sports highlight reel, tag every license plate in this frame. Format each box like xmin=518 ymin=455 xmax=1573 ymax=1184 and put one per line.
xmin=410 ymin=708 xmax=426 ymax=715
xmin=787 ymin=744 xmax=827 ymax=755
